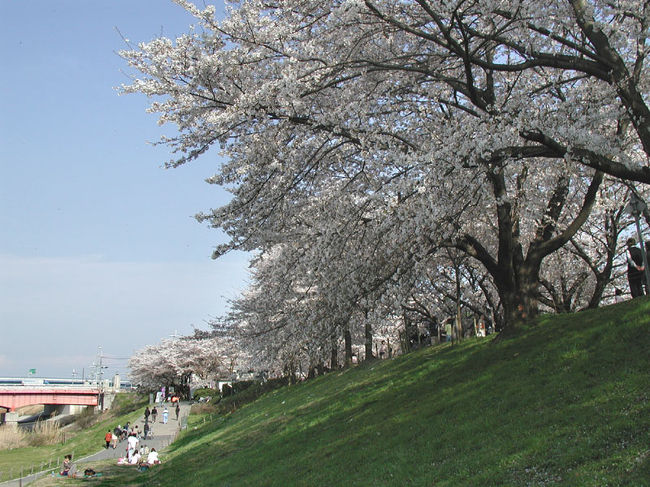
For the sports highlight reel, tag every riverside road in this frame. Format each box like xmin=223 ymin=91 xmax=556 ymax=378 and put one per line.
xmin=0 ymin=402 xmax=191 ymax=487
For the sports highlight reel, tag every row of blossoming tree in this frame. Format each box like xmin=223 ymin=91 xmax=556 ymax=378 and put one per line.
xmin=124 ymin=0 xmax=649 ymax=380
xmin=128 ymin=330 xmax=244 ymax=395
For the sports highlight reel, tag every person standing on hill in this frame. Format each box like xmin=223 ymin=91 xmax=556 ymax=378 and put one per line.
xmin=626 ymin=238 xmax=645 ymax=298
xmin=444 ymin=320 xmax=453 ymax=342
xmin=379 ymin=340 xmax=387 ymax=359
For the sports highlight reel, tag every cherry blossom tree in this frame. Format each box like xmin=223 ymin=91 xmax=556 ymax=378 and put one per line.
xmin=538 ymin=186 xmax=633 ymax=311
xmin=129 ymin=335 xmax=240 ymax=393
xmin=120 ymin=0 xmax=649 ymax=340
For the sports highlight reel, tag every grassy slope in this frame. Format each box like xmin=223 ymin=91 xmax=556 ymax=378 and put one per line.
xmin=35 ymin=299 xmax=650 ymax=486
xmin=0 ymin=393 xmax=147 ymax=481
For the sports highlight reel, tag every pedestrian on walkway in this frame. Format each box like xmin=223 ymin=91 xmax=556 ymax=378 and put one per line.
xmin=175 ymin=403 xmax=180 ymax=420
xmin=151 ymin=406 xmax=158 ymax=423
xmin=144 ymin=406 xmax=150 ymax=423
xmin=104 ymin=430 xmax=112 ymax=449
xmin=162 ymin=406 xmax=169 ymax=424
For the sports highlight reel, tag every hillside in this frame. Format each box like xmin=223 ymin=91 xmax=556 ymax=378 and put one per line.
xmin=52 ymin=299 xmax=650 ymax=486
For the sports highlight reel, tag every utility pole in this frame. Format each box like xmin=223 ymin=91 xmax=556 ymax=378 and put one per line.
xmin=91 ymin=347 xmax=109 ymax=386
xmin=91 ymin=346 xmax=109 ymax=411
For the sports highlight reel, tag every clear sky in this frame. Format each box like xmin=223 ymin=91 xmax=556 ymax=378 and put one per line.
xmin=0 ymin=1 xmax=249 ymax=379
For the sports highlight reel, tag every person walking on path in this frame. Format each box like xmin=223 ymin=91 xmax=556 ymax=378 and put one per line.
xmin=104 ymin=430 xmax=112 ymax=449
xmin=151 ymin=406 xmax=158 ymax=423
xmin=144 ymin=406 xmax=150 ymax=423
xmin=162 ymin=406 xmax=169 ymax=424
xmin=175 ymin=403 xmax=180 ymax=421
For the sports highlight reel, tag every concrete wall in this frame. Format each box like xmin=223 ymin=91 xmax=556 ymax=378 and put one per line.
xmin=44 ymin=404 xmax=88 ymax=416
xmin=1 ymin=411 xmax=19 ymax=429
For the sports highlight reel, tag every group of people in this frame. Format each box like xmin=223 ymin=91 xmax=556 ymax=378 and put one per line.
xmin=61 ymin=401 xmax=182 ymax=479
xmin=105 ymin=420 xmax=149 ymax=450
xmin=117 ymin=421 xmax=161 ymax=466
xmin=114 ymin=401 xmax=181 ymax=468
xmin=117 ymin=443 xmax=160 ymax=467
xmin=144 ymin=403 xmax=180 ymax=425
xmin=144 ymin=405 xmax=157 ymax=424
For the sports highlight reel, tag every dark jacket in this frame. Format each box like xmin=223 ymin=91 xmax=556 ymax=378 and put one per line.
xmin=628 ymin=246 xmax=644 ymax=278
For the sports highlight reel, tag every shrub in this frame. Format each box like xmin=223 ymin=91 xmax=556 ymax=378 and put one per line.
xmin=213 ymin=377 xmax=290 ymax=415
xmin=190 ymin=402 xmax=218 ymax=415
xmin=192 ymin=387 xmax=220 ymax=401
xmin=0 ymin=420 xmax=63 ymax=449
xmin=0 ymin=425 xmax=27 ymax=450
xmin=28 ymin=420 xmax=61 ymax=447
xmin=70 ymin=406 xmax=97 ymax=430
xmin=230 ymin=380 xmax=257 ymax=395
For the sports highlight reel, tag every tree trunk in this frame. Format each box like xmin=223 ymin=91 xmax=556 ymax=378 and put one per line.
xmin=456 ymin=168 xmax=603 ymax=333
xmin=498 ymin=265 xmax=540 ymax=334
xmin=402 ymin=310 xmax=414 ymax=352
xmin=455 ymin=262 xmax=462 ymax=342
xmin=364 ymin=317 xmax=373 ymax=360
xmin=330 ymin=335 xmax=338 ymax=369
xmin=344 ymin=325 xmax=353 ymax=366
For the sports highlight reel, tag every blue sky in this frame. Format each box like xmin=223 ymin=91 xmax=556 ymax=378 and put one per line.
xmin=0 ymin=1 xmax=249 ymax=379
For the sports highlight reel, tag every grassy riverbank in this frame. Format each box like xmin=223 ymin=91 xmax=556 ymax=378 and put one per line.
xmin=0 ymin=393 xmax=147 ymax=482
xmin=32 ymin=298 xmax=650 ymax=486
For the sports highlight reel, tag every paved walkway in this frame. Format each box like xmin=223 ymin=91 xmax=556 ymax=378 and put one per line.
xmin=0 ymin=402 xmax=191 ymax=487
xmin=88 ymin=402 xmax=190 ymax=462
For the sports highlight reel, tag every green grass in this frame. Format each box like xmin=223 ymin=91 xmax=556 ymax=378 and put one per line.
xmin=32 ymin=299 xmax=650 ymax=486
xmin=0 ymin=393 xmax=147 ymax=482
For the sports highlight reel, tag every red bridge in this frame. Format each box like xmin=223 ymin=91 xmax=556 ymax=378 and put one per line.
xmin=0 ymin=385 xmax=100 ymax=412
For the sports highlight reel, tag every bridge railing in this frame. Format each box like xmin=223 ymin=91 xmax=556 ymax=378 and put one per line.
xmin=0 ymin=384 xmax=100 ymax=390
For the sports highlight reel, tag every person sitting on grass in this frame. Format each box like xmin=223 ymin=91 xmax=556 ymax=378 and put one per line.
xmin=129 ymin=450 xmax=142 ymax=465
xmin=147 ymin=448 xmax=160 ymax=465
xmin=60 ymin=455 xmax=72 ymax=476
xmin=60 ymin=455 xmax=78 ymax=477
xmin=118 ymin=451 xmax=141 ymax=466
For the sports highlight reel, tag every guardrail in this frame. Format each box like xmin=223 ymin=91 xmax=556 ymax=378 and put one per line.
xmin=0 ymin=384 xmax=100 ymax=390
